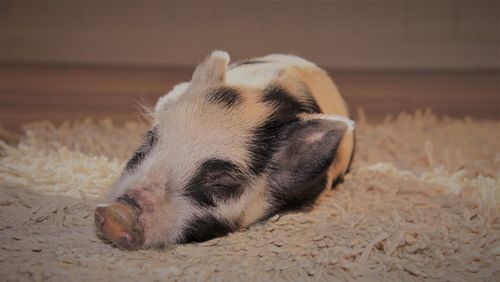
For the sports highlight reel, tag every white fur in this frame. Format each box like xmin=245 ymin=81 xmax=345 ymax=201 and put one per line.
xmin=154 ymin=82 xmax=190 ymax=122
xmin=226 ymin=64 xmax=280 ymax=89
xmin=319 ymin=114 xmax=356 ymax=132
xmin=226 ymin=54 xmax=316 ymax=89
xmin=301 ymin=113 xmax=355 ymax=132
xmin=104 ymin=173 xmax=136 ymax=203
xmin=211 ymin=50 xmax=230 ymax=63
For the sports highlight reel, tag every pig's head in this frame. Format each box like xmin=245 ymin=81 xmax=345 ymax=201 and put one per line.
xmin=95 ymin=51 xmax=354 ymax=250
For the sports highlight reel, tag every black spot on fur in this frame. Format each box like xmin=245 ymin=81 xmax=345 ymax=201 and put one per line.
xmin=178 ymin=214 xmax=234 ymax=243
xmin=206 ymin=87 xmax=242 ymax=109
xmin=301 ymin=92 xmax=322 ymax=113
xmin=124 ymin=127 xmax=158 ymax=173
xmin=247 ymin=118 xmax=281 ymax=175
xmin=247 ymin=85 xmax=322 ymax=175
xmin=229 ymin=59 xmax=269 ymax=69
xmin=263 ymin=84 xmax=321 ymax=116
xmin=184 ymin=159 xmax=246 ymax=207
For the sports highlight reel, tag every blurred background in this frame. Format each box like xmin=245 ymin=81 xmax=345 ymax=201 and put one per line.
xmin=1 ymin=0 xmax=499 ymax=131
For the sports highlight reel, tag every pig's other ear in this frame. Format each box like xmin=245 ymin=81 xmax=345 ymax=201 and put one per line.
xmin=191 ymin=50 xmax=230 ymax=86
xmin=268 ymin=115 xmax=355 ymax=207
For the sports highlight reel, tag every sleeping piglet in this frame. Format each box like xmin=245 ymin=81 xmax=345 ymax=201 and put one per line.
xmin=95 ymin=51 xmax=355 ymax=250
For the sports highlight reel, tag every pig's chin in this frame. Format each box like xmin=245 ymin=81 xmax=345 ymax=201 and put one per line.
xmin=138 ymin=214 xmax=182 ymax=249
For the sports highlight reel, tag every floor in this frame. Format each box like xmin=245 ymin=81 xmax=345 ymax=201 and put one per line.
xmin=0 ymin=65 xmax=498 ymax=131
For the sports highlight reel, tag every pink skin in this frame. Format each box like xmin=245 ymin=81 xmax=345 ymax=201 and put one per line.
xmin=127 ymin=189 xmax=157 ymax=213
xmin=120 ymin=186 xmax=196 ymax=247
xmin=95 ymin=200 xmax=145 ymax=250
xmin=124 ymin=188 xmax=160 ymax=246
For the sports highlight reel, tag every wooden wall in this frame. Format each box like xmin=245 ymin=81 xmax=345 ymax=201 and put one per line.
xmin=1 ymin=0 xmax=499 ymax=70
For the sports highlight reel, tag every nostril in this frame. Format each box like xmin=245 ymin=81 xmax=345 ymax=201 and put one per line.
xmin=120 ymin=233 xmax=133 ymax=246
xmin=95 ymin=205 xmax=109 ymax=229
xmin=121 ymin=233 xmax=131 ymax=242
xmin=96 ymin=212 xmax=106 ymax=227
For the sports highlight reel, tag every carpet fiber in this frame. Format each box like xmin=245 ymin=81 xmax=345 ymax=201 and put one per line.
xmin=1 ymin=110 xmax=499 ymax=281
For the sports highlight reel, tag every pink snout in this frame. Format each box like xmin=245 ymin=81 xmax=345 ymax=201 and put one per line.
xmin=95 ymin=202 xmax=144 ymax=250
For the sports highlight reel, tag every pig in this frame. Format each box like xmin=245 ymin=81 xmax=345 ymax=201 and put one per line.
xmin=95 ymin=51 xmax=355 ymax=250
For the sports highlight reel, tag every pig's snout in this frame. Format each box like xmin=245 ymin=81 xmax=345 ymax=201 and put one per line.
xmin=95 ymin=201 xmax=144 ymax=250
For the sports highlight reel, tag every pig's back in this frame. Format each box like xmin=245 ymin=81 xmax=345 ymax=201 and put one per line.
xmin=226 ymin=54 xmax=349 ymax=118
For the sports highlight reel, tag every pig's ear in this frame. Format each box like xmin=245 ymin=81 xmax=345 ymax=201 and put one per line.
xmin=270 ymin=115 xmax=355 ymax=194
xmin=191 ymin=50 xmax=230 ymax=86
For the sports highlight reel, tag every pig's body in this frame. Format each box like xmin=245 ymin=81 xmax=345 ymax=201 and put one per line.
xmin=95 ymin=51 xmax=355 ymax=250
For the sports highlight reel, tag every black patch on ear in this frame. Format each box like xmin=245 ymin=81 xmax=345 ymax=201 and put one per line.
xmin=184 ymin=159 xmax=246 ymax=207
xmin=264 ymin=119 xmax=347 ymax=215
xmin=263 ymin=174 xmax=328 ymax=220
xmin=263 ymin=85 xmax=321 ymax=115
xmin=177 ymin=214 xmax=234 ymax=244
xmin=124 ymin=127 xmax=158 ymax=173
xmin=206 ymin=87 xmax=242 ymax=109
xmin=247 ymin=85 xmax=321 ymax=175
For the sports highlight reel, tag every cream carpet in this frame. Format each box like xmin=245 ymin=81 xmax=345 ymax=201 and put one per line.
xmin=1 ymin=110 xmax=499 ymax=281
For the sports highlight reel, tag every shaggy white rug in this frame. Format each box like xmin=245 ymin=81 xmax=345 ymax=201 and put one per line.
xmin=0 ymin=110 xmax=499 ymax=281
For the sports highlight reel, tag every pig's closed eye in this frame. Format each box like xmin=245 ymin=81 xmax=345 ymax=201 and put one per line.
xmin=185 ymin=159 xmax=246 ymax=207
xmin=207 ymin=179 xmax=243 ymax=200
